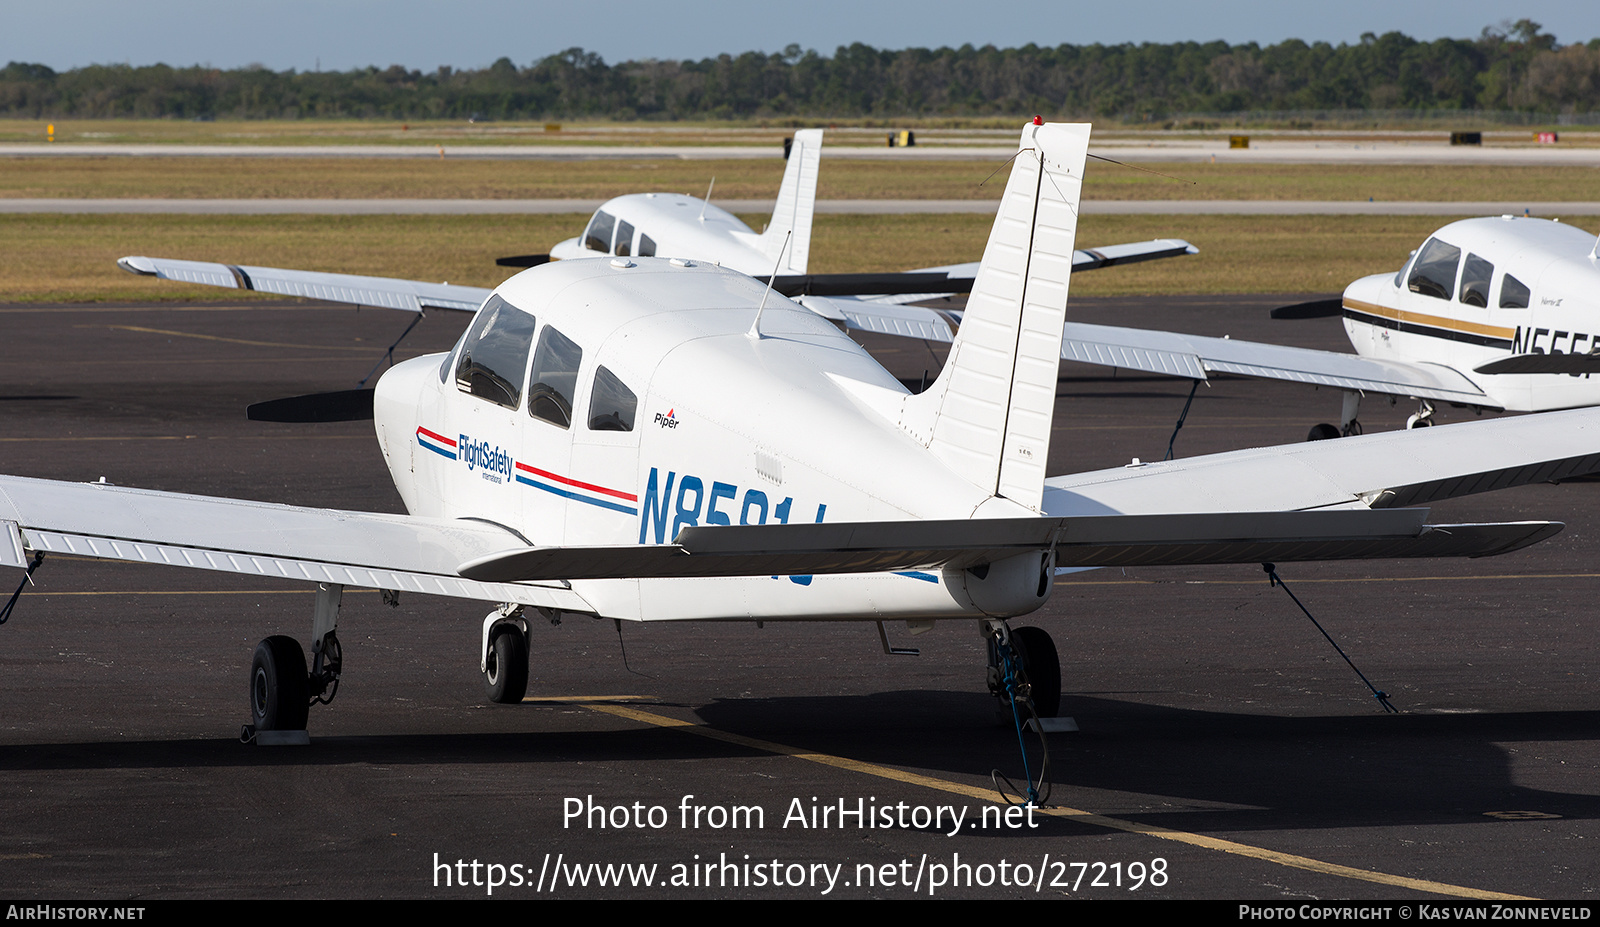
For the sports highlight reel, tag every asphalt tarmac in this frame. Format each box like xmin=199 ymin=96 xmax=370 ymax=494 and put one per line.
xmin=0 ymin=294 xmax=1596 ymax=900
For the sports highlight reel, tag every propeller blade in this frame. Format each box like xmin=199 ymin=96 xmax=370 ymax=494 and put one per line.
xmin=247 ymin=389 xmax=375 ymax=423
xmin=1475 ymin=353 xmax=1600 ymax=375
xmin=1270 ymin=298 xmax=1345 ymax=320
xmin=496 ymin=254 xmax=552 ymax=268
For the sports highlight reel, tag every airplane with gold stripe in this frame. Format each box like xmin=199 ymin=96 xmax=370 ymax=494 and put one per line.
xmin=805 ymin=215 xmax=1600 ymax=440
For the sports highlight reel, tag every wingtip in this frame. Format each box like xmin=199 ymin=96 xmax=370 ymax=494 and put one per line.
xmin=117 ymin=256 xmax=158 ymax=277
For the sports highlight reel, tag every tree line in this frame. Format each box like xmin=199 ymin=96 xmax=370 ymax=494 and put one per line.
xmin=2 ymin=21 xmax=1597 ymax=121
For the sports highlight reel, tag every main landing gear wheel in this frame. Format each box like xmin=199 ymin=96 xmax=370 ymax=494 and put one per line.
xmin=485 ymin=626 xmax=529 ymax=704
xmin=250 ymin=635 xmax=310 ymax=731
xmin=1306 ymin=423 xmax=1341 ymax=441
xmin=1010 ymin=626 xmax=1061 ymax=719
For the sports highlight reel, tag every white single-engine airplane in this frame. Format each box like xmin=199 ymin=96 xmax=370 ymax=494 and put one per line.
xmin=15 ymin=122 xmax=1600 ymax=741
xmin=493 ymin=127 xmax=1197 ymax=302
xmin=1277 ymin=215 xmax=1600 ymax=435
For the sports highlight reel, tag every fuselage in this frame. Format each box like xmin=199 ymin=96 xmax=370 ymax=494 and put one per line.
xmin=1341 ymin=216 xmax=1600 ymax=412
xmin=548 ymin=194 xmax=787 ymax=277
xmin=372 ymin=257 xmax=1041 ymax=623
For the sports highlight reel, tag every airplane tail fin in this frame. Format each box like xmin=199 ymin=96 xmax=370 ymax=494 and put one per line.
xmin=758 ymin=129 xmax=823 ymax=274
xmin=897 ymin=121 xmax=1089 ymax=514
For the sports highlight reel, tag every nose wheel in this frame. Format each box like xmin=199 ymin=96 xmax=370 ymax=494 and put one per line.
xmin=485 ymin=625 xmax=530 ymax=703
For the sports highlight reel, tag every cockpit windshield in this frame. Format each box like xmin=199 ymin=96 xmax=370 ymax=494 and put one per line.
xmin=1408 ymin=238 xmax=1461 ymax=301
xmin=584 ymin=211 xmax=615 ymax=252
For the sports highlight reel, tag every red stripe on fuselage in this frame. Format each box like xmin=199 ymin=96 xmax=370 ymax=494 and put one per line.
xmin=514 ymin=462 xmax=636 ymax=501
xmin=416 ymin=426 xmax=457 ymax=447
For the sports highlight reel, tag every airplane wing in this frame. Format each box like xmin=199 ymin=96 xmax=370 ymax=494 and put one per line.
xmin=117 ymin=256 xmax=491 ymax=313
xmin=458 ymin=508 xmax=1557 ymax=582
xmin=459 ymin=408 xmax=1600 ymax=583
xmin=1043 ymin=405 xmax=1600 ymax=516
xmin=773 ymin=239 xmax=1197 ymax=298
xmin=808 ymin=301 xmax=1493 ymax=407
xmin=787 ymin=238 xmax=1195 ymax=308
xmin=122 ymin=239 xmax=1191 ymax=314
xmin=0 ymin=410 xmax=1591 ymax=590
xmin=0 ymin=474 xmax=588 ymax=612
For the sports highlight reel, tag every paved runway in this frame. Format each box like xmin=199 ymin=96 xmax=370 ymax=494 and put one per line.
xmin=4 ymin=198 xmax=1599 ymax=216
xmin=0 ymin=295 xmax=1596 ymax=899
xmin=5 ymin=140 xmax=1599 ymax=166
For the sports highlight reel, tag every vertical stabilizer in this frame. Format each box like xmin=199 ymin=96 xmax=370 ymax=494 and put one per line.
xmin=759 ymin=129 xmax=823 ymax=274
xmin=898 ymin=122 xmax=1089 ymax=513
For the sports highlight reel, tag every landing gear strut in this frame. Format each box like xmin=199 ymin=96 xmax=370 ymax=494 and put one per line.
xmin=1308 ymin=390 xmax=1364 ymax=441
xmin=985 ymin=622 xmax=1061 ymax=719
xmin=1406 ymin=399 xmax=1436 ymax=430
xmin=242 ymin=582 xmax=346 ymax=744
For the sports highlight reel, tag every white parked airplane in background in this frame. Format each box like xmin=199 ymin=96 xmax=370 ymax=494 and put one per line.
xmin=534 ymin=129 xmax=825 ymax=277
xmin=19 ymin=122 xmax=1600 ymax=744
xmin=492 ymin=126 xmax=1197 ymax=303
xmin=1279 ymin=215 xmax=1600 ymax=434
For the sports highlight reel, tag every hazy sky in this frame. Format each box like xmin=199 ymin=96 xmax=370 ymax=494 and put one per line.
xmin=6 ymin=1 xmax=1595 ymax=73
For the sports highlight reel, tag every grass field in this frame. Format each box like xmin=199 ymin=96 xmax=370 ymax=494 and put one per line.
xmin=1 ymin=157 xmax=1595 ymax=202
xmin=4 ymin=118 xmax=1596 ymax=146
xmin=6 ymin=212 xmax=1594 ymax=303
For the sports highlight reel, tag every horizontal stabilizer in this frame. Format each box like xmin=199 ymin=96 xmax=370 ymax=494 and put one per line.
xmin=455 ymin=509 xmax=1559 ymax=582
xmin=118 ymin=256 xmax=492 ymax=313
xmin=1475 ymin=352 xmax=1600 ymax=375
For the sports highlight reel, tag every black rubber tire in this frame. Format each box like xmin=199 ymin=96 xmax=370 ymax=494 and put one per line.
xmin=1306 ymin=423 xmax=1341 ymax=441
xmin=485 ymin=626 xmax=529 ymax=704
xmin=1011 ymin=626 xmax=1061 ymax=718
xmin=251 ymin=636 xmax=309 ymax=731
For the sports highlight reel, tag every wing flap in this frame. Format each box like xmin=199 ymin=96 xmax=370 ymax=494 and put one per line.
xmin=457 ymin=509 xmax=1557 ymax=582
xmin=118 ymin=256 xmax=492 ymax=313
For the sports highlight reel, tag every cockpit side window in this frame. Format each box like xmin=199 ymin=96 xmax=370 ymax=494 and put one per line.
xmin=1458 ymin=253 xmax=1494 ymax=307
xmin=615 ymin=220 xmax=634 ymax=257
xmin=527 ymin=325 xmax=583 ymax=429
xmin=638 ymin=234 xmax=656 ymax=257
xmin=454 ymin=295 xmax=537 ymax=409
xmin=584 ymin=211 xmax=615 ymax=252
xmin=1500 ymin=274 xmax=1531 ymax=309
xmin=587 ymin=366 xmax=637 ymax=432
xmin=1408 ymin=238 xmax=1461 ymax=301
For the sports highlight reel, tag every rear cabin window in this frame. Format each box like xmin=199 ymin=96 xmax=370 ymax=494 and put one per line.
xmin=615 ymin=220 xmax=634 ymax=257
xmin=454 ymin=295 xmax=537 ymax=409
xmin=583 ymin=211 xmax=615 ymax=252
xmin=1500 ymin=274 xmax=1531 ymax=309
xmin=638 ymin=235 xmax=656 ymax=257
xmin=527 ymin=326 xmax=584 ymax=429
xmin=1408 ymin=238 xmax=1461 ymax=300
xmin=1458 ymin=253 xmax=1494 ymax=307
xmin=587 ymin=366 xmax=637 ymax=432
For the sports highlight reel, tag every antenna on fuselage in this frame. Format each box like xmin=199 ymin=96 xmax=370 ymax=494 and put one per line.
xmin=748 ymin=230 xmax=792 ymax=340
xmin=698 ymin=177 xmax=715 ymax=222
